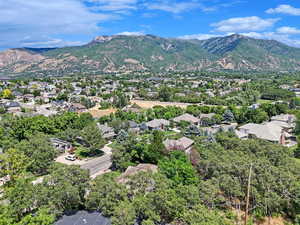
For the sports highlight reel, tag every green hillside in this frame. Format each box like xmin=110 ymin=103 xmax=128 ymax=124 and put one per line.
xmin=1 ymin=34 xmax=300 ymax=77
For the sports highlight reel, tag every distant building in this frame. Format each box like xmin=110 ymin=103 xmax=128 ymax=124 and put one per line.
xmin=236 ymin=115 xmax=296 ymax=147
xmin=68 ymin=103 xmax=87 ymax=113
xmin=4 ymin=101 xmax=21 ymax=113
xmin=163 ymin=137 xmax=194 ymax=154
xmin=55 ymin=211 xmax=111 ymax=225
xmin=145 ymin=119 xmax=170 ymax=130
xmin=97 ymin=124 xmax=116 ymax=139
xmin=173 ymin=113 xmax=200 ymax=125
xmin=50 ymin=138 xmax=73 ymax=152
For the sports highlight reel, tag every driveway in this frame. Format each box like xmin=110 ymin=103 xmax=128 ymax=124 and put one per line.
xmin=55 ymin=143 xmax=113 ymax=178
xmin=81 ymin=154 xmax=112 ymax=178
xmin=55 ymin=153 xmax=88 ymax=166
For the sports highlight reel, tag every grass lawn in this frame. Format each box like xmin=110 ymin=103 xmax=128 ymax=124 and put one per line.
xmin=257 ymin=99 xmax=273 ymax=104
xmin=164 ymin=130 xmax=178 ymax=136
xmin=294 ymin=158 xmax=300 ymax=166
xmin=107 ymin=141 xmax=122 ymax=150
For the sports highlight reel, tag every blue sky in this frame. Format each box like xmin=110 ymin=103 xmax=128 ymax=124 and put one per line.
xmin=1 ymin=0 xmax=300 ymax=50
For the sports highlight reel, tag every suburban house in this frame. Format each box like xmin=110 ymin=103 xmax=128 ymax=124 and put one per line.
xmin=12 ymin=91 xmax=23 ymax=100
xmin=146 ymin=119 xmax=170 ymax=130
xmin=236 ymin=116 xmax=296 ymax=147
xmin=23 ymin=94 xmax=35 ymax=102
xmin=173 ymin=113 xmax=200 ymax=125
xmin=122 ymin=104 xmax=142 ymax=113
xmin=55 ymin=211 xmax=111 ymax=225
xmin=199 ymin=113 xmax=216 ymax=126
xmin=163 ymin=137 xmax=194 ymax=154
xmin=203 ymin=123 xmax=237 ymax=135
xmin=68 ymin=103 xmax=87 ymax=113
xmin=4 ymin=101 xmax=22 ymax=113
xmin=97 ymin=123 xmax=116 ymax=139
xmin=128 ymin=121 xmax=140 ymax=133
xmin=270 ymin=114 xmax=296 ymax=132
xmin=35 ymin=104 xmax=58 ymax=117
xmin=289 ymin=88 xmax=300 ymax=97
xmin=50 ymin=138 xmax=73 ymax=152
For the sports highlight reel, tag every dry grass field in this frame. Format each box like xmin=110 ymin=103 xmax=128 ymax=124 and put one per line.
xmin=131 ymin=100 xmax=191 ymax=109
xmin=87 ymin=106 xmax=117 ymax=118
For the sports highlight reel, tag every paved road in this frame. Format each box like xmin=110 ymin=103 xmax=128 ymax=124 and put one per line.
xmin=55 ymin=143 xmax=113 ymax=178
xmin=80 ymin=154 xmax=112 ymax=177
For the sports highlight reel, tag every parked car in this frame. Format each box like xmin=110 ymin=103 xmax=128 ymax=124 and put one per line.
xmin=65 ymin=155 xmax=76 ymax=161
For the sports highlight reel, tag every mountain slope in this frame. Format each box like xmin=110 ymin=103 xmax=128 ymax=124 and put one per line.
xmin=196 ymin=34 xmax=300 ymax=71
xmin=0 ymin=34 xmax=300 ymax=77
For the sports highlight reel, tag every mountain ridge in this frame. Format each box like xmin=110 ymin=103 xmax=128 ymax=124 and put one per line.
xmin=1 ymin=34 xmax=300 ymax=77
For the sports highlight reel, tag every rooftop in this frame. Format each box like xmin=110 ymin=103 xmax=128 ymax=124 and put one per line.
xmin=55 ymin=211 xmax=111 ymax=225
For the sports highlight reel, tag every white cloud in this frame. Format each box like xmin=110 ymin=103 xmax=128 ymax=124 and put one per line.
xmin=20 ymin=37 xmax=85 ymax=48
xmin=277 ymin=26 xmax=300 ymax=35
xmin=86 ymin=0 xmax=137 ymax=11
xmin=266 ymin=4 xmax=300 ymax=16
xmin=0 ymin=0 xmax=116 ymax=49
xmin=145 ymin=0 xmax=244 ymax=14
xmin=211 ymin=16 xmax=279 ymax=32
xmin=146 ymin=1 xmax=202 ymax=14
xmin=241 ymin=32 xmax=300 ymax=47
xmin=179 ymin=34 xmax=223 ymax=40
xmin=117 ymin=31 xmax=144 ymax=36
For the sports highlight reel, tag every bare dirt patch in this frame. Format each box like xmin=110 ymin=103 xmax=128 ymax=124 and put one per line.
xmin=131 ymin=100 xmax=191 ymax=109
xmin=87 ymin=107 xmax=117 ymax=118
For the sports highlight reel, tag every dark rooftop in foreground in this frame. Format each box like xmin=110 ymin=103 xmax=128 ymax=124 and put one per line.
xmin=55 ymin=211 xmax=111 ymax=225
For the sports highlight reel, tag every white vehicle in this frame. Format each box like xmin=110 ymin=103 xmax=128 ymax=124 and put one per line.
xmin=65 ymin=155 xmax=76 ymax=161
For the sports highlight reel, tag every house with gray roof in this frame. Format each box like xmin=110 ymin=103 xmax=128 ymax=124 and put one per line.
xmin=272 ymin=114 xmax=296 ymax=122
xmin=146 ymin=119 xmax=170 ymax=130
xmin=97 ymin=123 xmax=116 ymax=139
xmin=55 ymin=211 xmax=111 ymax=225
xmin=4 ymin=101 xmax=21 ymax=113
xmin=50 ymin=138 xmax=73 ymax=153
xmin=163 ymin=137 xmax=194 ymax=154
xmin=173 ymin=113 xmax=200 ymax=125
xmin=236 ymin=121 xmax=296 ymax=147
xmin=237 ymin=123 xmax=283 ymax=143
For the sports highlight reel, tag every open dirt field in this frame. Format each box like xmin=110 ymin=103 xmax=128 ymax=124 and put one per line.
xmin=87 ymin=106 xmax=117 ymax=118
xmin=131 ymin=100 xmax=192 ymax=109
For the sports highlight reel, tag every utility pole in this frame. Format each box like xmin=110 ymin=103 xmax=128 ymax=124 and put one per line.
xmin=244 ymin=163 xmax=253 ymax=225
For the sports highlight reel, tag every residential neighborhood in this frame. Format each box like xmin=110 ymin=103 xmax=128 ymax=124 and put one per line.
xmin=0 ymin=74 xmax=300 ymax=225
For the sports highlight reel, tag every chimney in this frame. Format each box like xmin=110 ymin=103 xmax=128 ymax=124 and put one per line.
xmin=280 ymin=131 xmax=286 ymax=145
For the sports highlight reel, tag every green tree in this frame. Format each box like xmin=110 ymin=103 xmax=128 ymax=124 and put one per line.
xmin=2 ymin=89 xmax=13 ymax=99
xmin=32 ymin=89 xmax=41 ymax=97
xmin=178 ymin=204 xmax=231 ymax=225
xmin=74 ymin=112 xmax=94 ymax=129
xmin=113 ymin=92 xmax=128 ymax=108
xmin=35 ymin=164 xmax=90 ymax=216
xmin=86 ymin=172 xmax=128 ymax=216
xmin=16 ymin=134 xmax=56 ymax=175
xmin=17 ymin=208 xmax=55 ymax=225
xmin=0 ymin=148 xmax=29 ymax=182
xmin=111 ymin=134 xmax=146 ymax=171
xmin=295 ymin=136 xmax=300 ymax=158
xmin=80 ymin=123 xmax=105 ymax=156
xmin=144 ymin=130 xmax=166 ymax=164
xmin=4 ymin=177 xmax=35 ymax=220
xmin=222 ymin=109 xmax=235 ymax=123
xmin=158 ymin=86 xmax=172 ymax=102
xmin=111 ymin=201 xmax=136 ymax=225
xmin=158 ymin=151 xmax=199 ymax=186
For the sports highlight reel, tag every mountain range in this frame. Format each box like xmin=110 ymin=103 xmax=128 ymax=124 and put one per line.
xmin=1 ymin=34 xmax=300 ymax=77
